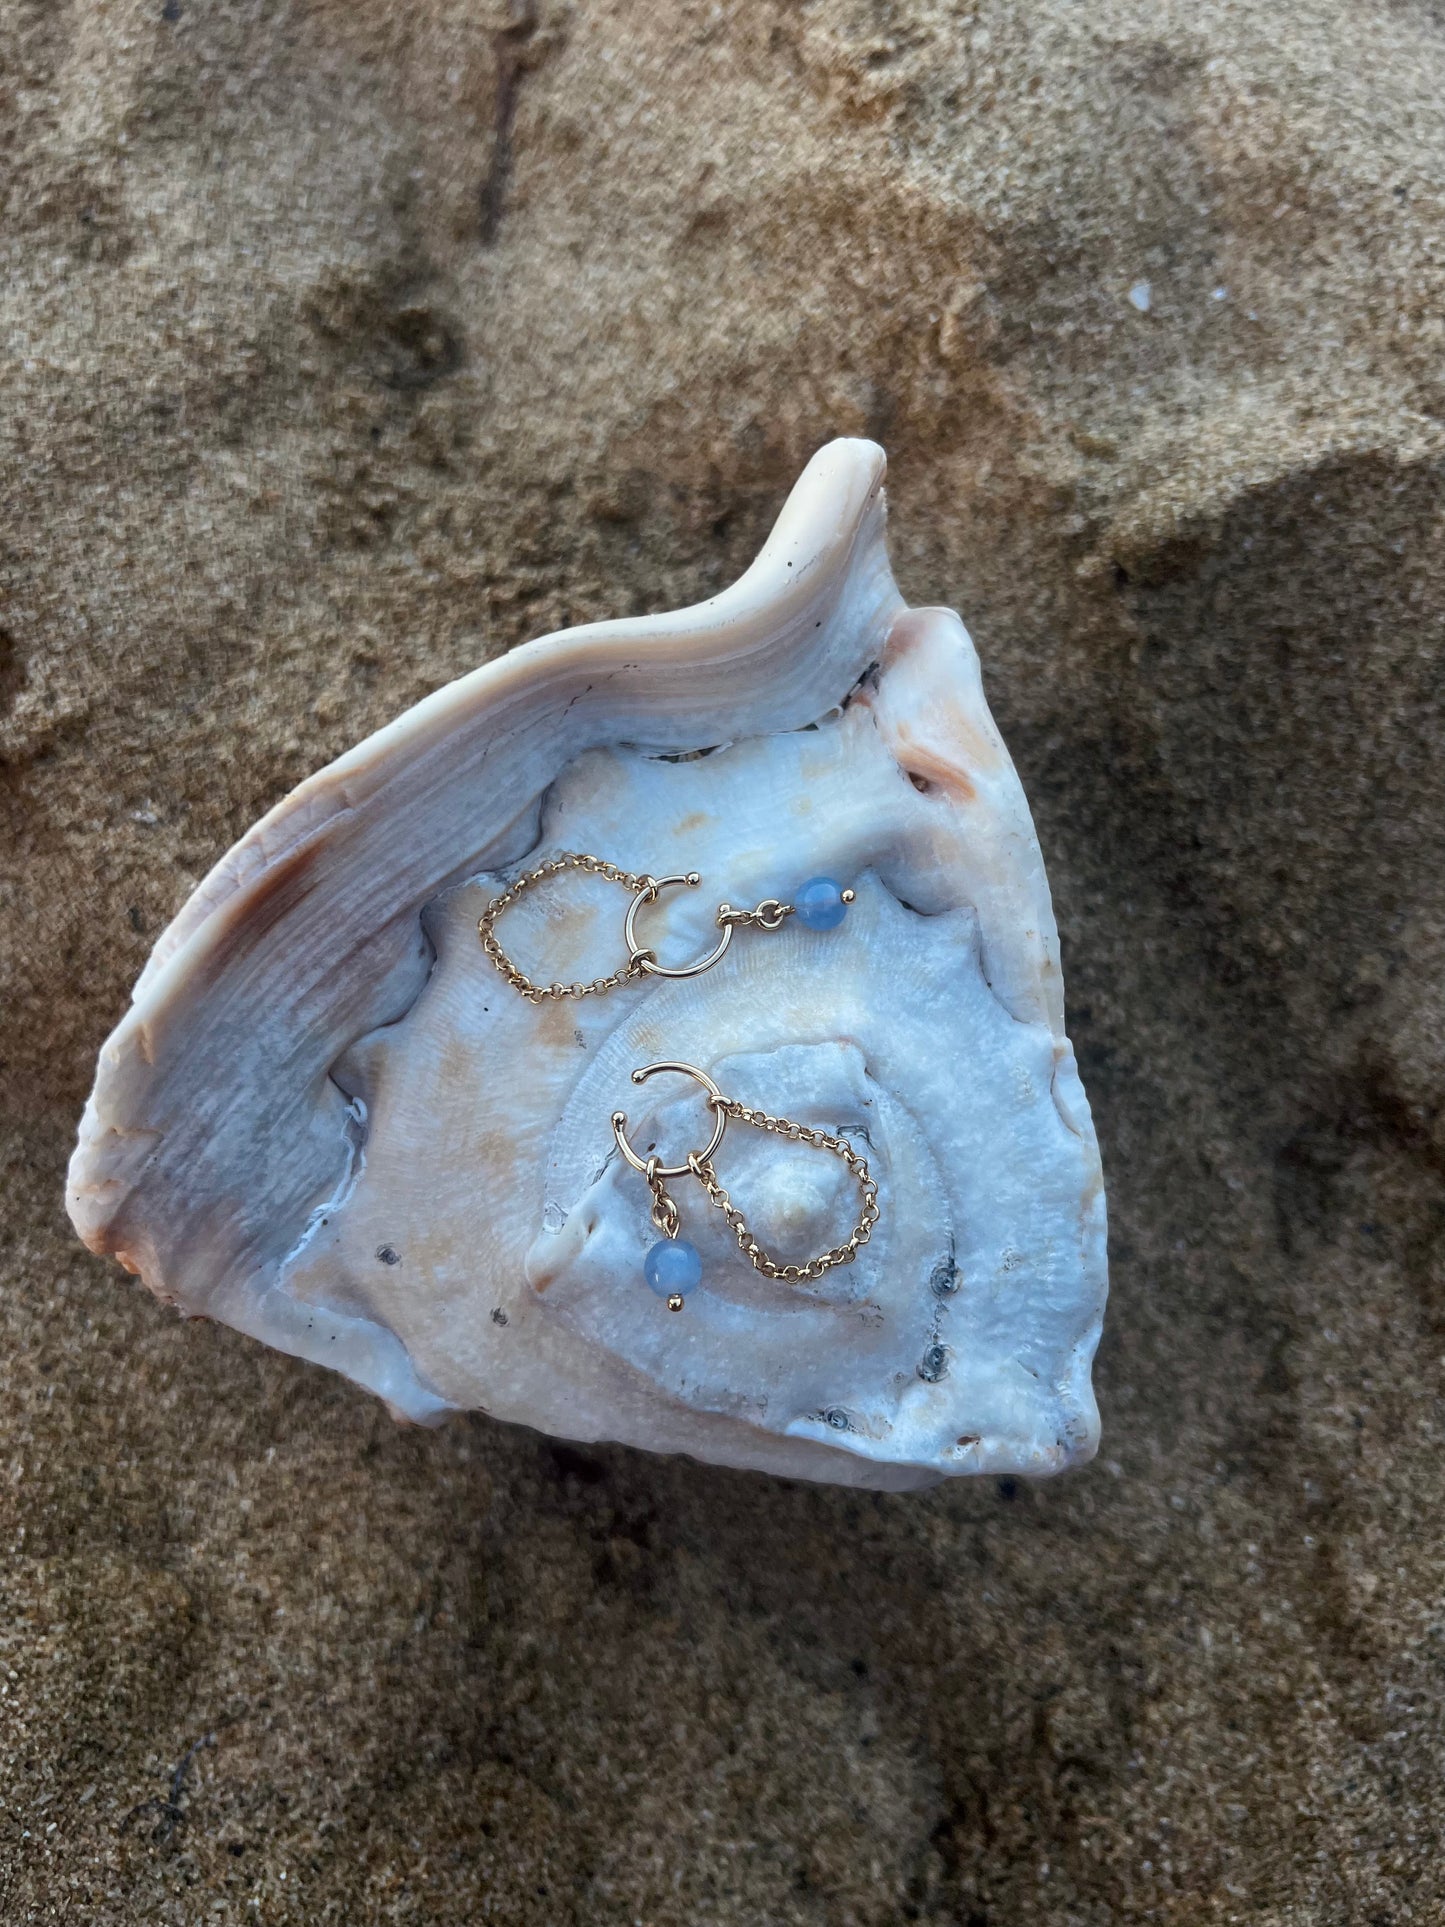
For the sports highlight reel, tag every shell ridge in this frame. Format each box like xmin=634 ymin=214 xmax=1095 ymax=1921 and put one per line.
xmin=135 ymin=439 xmax=891 ymax=988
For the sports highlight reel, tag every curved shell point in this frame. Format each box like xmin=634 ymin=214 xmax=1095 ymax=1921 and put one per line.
xmin=67 ymin=439 xmax=1107 ymax=1490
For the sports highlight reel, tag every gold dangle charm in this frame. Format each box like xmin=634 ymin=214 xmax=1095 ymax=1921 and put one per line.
xmin=610 ymin=1061 xmax=880 ymax=1309
xmin=478 ymin=852 xmax=856 ymax=1003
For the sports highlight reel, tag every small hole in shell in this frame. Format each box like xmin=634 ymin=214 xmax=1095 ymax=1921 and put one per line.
xmin=908 ymin=771 xmax=935 ymax=795
xmin=918 ymin=1343 xmax=950 ymax=1383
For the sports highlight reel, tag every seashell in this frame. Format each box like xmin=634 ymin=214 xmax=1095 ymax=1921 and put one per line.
xmin=67 ymin=439 xmax=1107 ymax=1490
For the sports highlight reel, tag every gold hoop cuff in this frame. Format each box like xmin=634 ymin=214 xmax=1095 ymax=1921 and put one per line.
xmin=624 ymin=875 xmax=735 ymax=979
xmin=611 ymin=1060 xmax=728 ymax=1180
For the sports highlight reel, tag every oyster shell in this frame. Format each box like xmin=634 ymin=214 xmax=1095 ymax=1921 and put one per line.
xmin=67 ymin=439 xmax=1106 ymax=1489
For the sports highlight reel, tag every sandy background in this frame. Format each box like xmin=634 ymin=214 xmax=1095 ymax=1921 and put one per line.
xmin=4 ymin=0 xmax=1445 ymax=1920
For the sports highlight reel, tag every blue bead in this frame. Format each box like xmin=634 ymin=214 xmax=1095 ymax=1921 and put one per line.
xmin=644 ymin=1238 xmax=702 ymax=1298
xmin=793 ymin=876 xmax=848 ymax=931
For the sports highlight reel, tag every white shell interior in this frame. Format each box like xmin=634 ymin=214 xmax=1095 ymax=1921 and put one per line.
xmin=68 ymin=440 xmax=1107 ymax=1489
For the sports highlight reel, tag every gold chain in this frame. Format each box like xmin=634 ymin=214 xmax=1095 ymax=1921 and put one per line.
xmin=644 ymin=1159 xmax=681 ymax=1239
xmin=480 ymin=855 xmax=854 ymax=1003
xmin=477 ymin=853 xmax=654 ymax=1003
xmin=716 ymin=898 xmax=790 ymax=933
xmin=687 ymin=1101 xmax=879 ymax=1282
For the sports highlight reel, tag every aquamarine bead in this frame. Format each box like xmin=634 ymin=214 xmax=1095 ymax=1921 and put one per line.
xmin=644 ymin=1238 xmax=702 ymax=1298
xmin=794 ymin=876 xmax=848 ymax=931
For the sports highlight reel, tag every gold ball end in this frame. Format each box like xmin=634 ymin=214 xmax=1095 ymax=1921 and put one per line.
xmin=630 ymin=1068 xmax=646 ymax=1085
xmin=841 ymin=887 xmax=856 ymax=904
xmin=666 ymin=1293 xmax=685 ymax=1313
xmin=686 ymin=871 xmax=701 ymax=887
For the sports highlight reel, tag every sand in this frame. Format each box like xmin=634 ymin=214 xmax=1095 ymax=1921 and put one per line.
xmin=3 ymin=0 xmax=1445 ymax=1919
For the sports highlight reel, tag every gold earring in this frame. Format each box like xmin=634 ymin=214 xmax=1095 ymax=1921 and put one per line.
xmin=609 ymin=1061 xmax=880 ymax=1311
xmin=478 ymin=852 xmax=856 ymax=1004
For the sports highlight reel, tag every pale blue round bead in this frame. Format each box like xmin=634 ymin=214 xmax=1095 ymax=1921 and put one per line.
xmin=794 ymin=876 xmax=848 ymax=931
xmin=644 ymin=1238 xmax=702 ymax=1298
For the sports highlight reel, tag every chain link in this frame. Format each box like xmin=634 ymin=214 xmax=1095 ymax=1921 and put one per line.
xmin=687 ymin=1100 xmax=879 ymax=1282
xmin=716 ymin=897 xmax=792 ymax=932
xmin=644 ymin=1159 xmax=682 ymax=1239
xmin=478 ymin=852 xmax=655 ymax=1003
